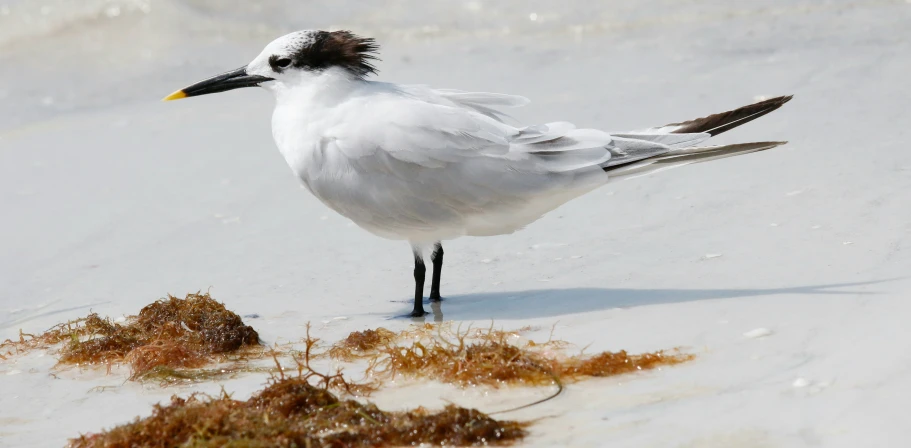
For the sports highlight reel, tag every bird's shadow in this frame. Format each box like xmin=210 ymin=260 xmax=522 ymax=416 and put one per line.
xmin=399 ymin=279 xmax=891 ymax=322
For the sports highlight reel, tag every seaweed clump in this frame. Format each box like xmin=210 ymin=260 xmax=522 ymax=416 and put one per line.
xmin=328 ymin=327 xmax=396 ymax=361
xmin=2 ymin=292 xmax=260 ymax=380
xmin=1 ymin=316 xmax=105 ymax=360
xmin=342 ymin=323 xmax=693 ymax=390
xmin=69 ymin=376 xmax=527 ymax=448
xmin=379 ymin=332 xmax=558 ymax=388
xmin=560 ymin=350 xmax=687 ymax=378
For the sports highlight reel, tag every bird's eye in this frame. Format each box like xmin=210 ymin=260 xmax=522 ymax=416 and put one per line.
xmin=275 ymin=58 xmax=292 ymax=68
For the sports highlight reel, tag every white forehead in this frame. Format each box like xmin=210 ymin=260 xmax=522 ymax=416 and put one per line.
xmin=261 ymin=30 xmax=319 ymax=56
xmin=247 ymin=30 xmax=319 ymax=75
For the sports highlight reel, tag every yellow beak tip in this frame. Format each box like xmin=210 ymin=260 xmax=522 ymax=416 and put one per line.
xmin=162 ymin=90 xmax=187 ymax=102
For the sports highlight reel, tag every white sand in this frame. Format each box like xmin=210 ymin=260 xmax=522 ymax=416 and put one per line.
xmin=2 ymin=1 xmax=911 ymax=446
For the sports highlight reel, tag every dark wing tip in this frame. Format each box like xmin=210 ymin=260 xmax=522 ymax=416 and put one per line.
xmin=671 ymin=94 xmax=794 ymax=136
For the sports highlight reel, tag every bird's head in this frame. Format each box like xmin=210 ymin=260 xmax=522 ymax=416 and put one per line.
xmin=163 ymin=30 xmax=379 ymax=101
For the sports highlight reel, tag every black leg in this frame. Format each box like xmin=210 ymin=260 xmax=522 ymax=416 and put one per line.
xmin=429 ymin=242 xmax=444 ymax=301
xmin=411 ymin=251 xmax=427 ymax=317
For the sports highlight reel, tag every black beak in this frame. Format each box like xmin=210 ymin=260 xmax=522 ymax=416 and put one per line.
xmin=163 ymin=66 xmax=273 ymax=101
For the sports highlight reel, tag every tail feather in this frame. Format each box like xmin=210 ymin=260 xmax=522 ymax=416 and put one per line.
xmin=666 ymin=95 xmax=793 ymax=136
xmin=604 ymin=95 xmax=793 ymax=178
xmin=605 ymin=141 xmax=786 ymax=180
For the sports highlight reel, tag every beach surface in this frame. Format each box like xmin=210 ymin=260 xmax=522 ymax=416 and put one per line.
xmin=2 ymin=1 xmax=911 ymax=446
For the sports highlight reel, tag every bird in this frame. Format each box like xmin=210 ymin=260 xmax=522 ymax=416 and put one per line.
xmin=164 ymin=30 xmax=792 ymax=318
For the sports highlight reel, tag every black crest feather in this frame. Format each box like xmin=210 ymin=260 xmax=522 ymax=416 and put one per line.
xmin=273 ymin=30 xmax=379 ymax=77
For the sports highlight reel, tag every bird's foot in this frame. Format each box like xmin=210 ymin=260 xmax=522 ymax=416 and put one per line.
xmin=409 ymin=308 xmax=428 ymax=318
xmin=428 ymin=294 xmax=444 ymax=302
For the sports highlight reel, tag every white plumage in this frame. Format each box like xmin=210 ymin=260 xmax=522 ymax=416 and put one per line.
xmin=270 ymin=76 xmax=619 ymax=243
